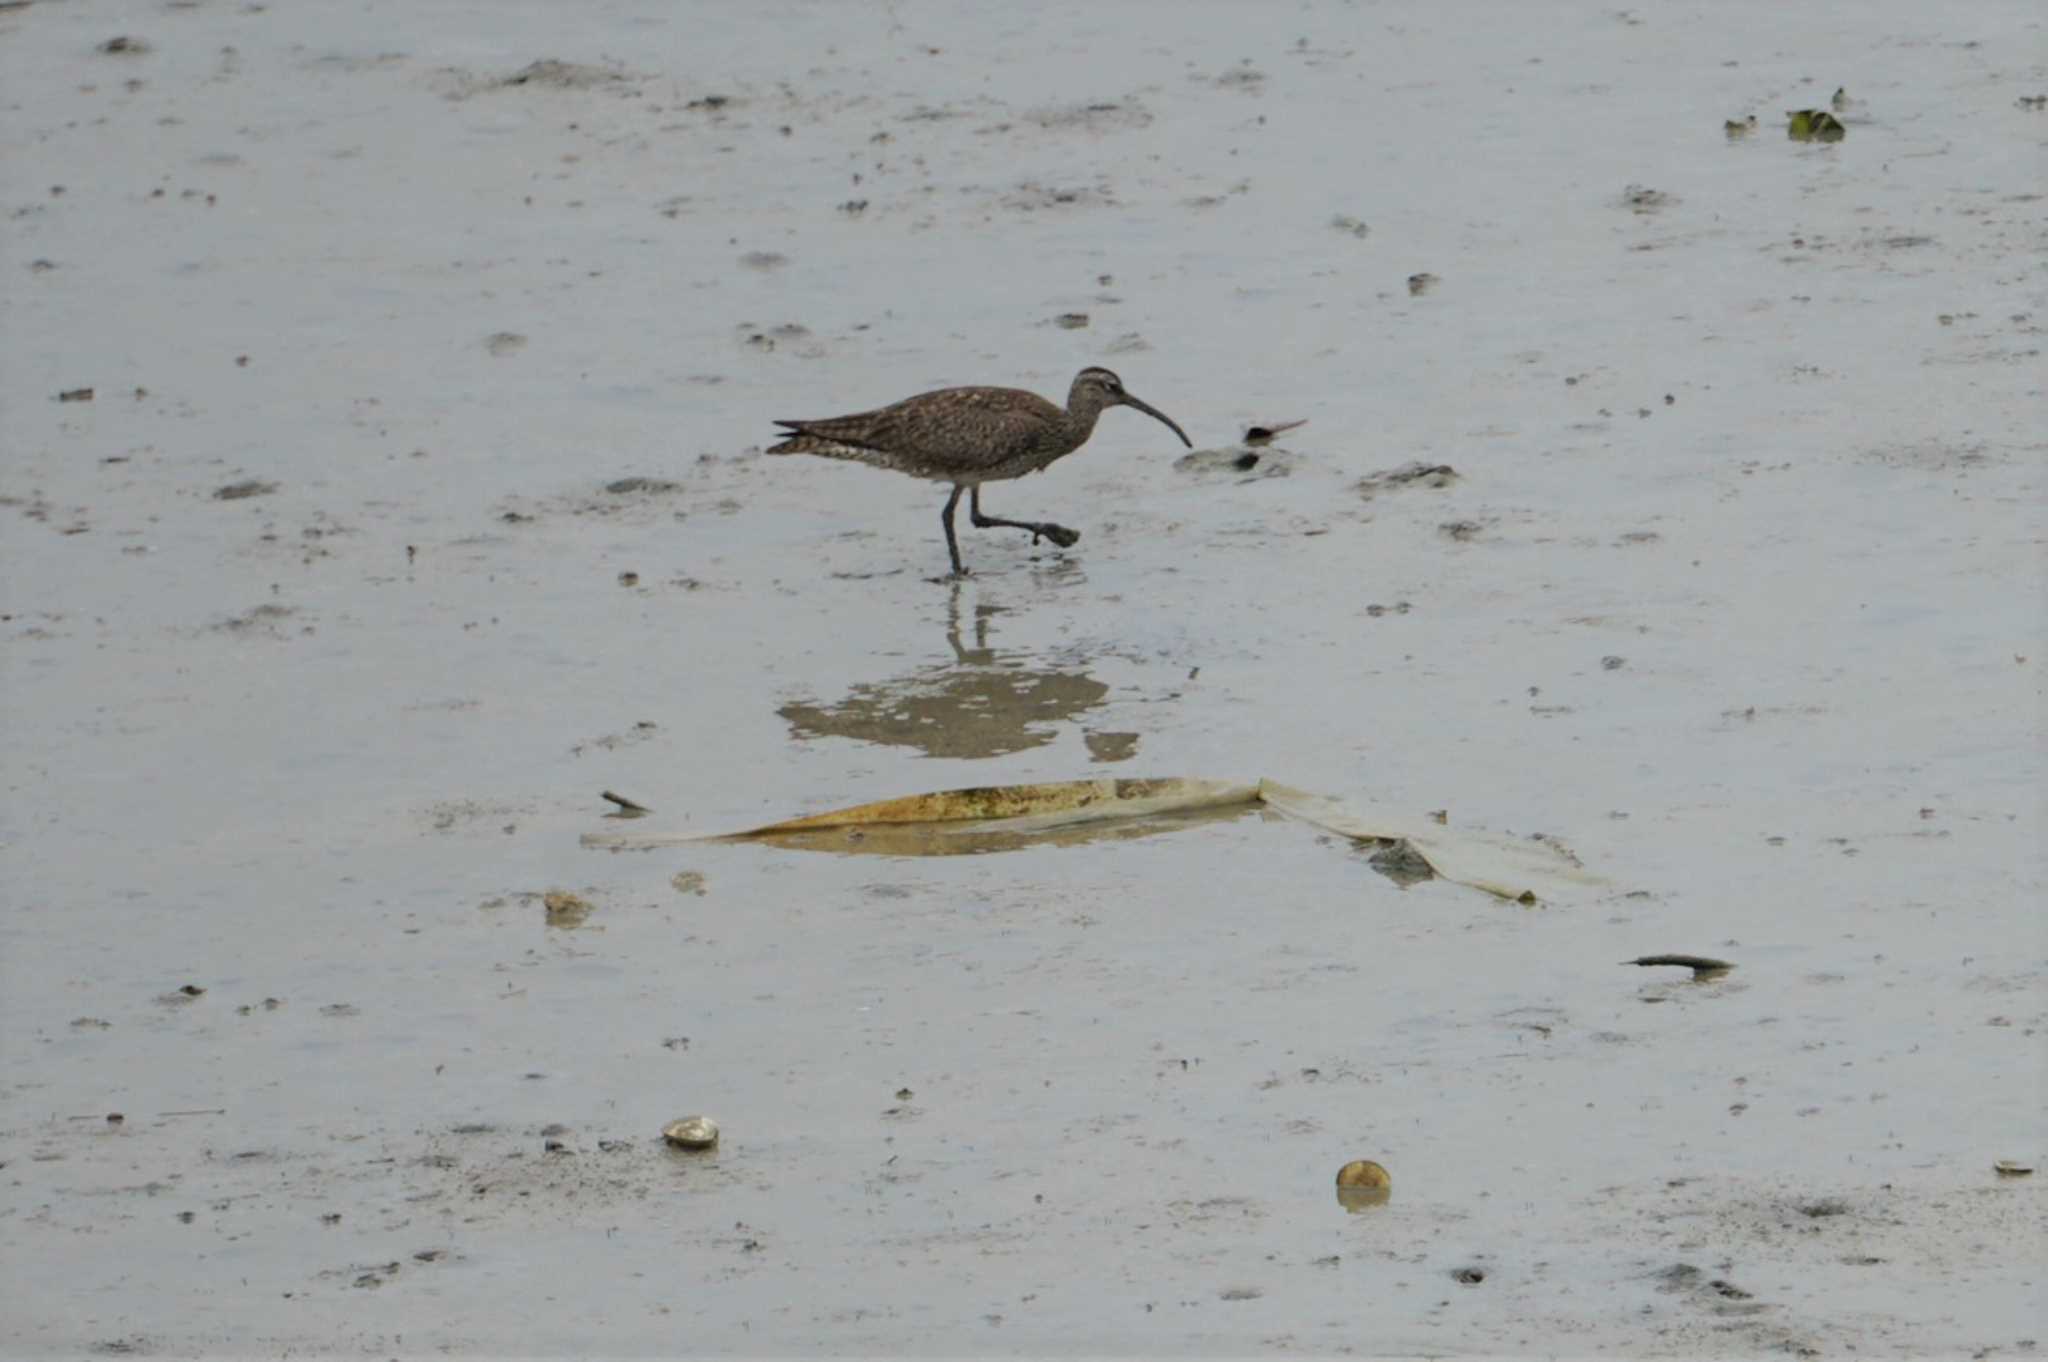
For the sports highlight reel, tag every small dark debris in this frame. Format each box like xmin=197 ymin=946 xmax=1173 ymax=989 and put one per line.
xmin=1357 ymin=461 xmax=1456 ymax=499
xmin=838 ymin=199 xmax=868 ymax=215
xmin=1232 ymin=452 xmax=1260 ymax=471
xmin=687 ymin=94 xmax=730 ymax=110
xmin=1623 ymin=185 xmax=1672 ymax=214
xmin=1625 ymin=954 xmax=1734 ymax=979
xmin=1243 ymin=419 xmax=1306 ymax=445
xmin=1451 ymin=1266 xmax=1486 ymax=1285
xmin=1439 ymin=520 xmax=1484 ymax=542
xmin=57 ymin=387 xmax=94 ymax=403
xmin=1710 ymin=1279 xmax=1753 ymax=1299
xmin=1366 ymin=839 xmax=1436 ymax=888
xmin=106 ymin=1112 xmax=124 ymax=1125
xmin=213 ymin=479 xmax=277 ymax=500
xmin=320 ymin=1212 xmax=342 ymax=1225
xmin=414 ymin=1248 xmax=444 ymax=1262
xmin=1053 ymin=312 xmax=1089 ymax=329
xmin=1654 ymin=1263 xmax=1703 ymax=1291
xmin=602 ymin=477 xmax=681 ymax=495
xmin=176 ymin=1210 xmax=196 ymax=1223
xmin=99 ymin=35 xmax=150 ymax=55
xmin=1602 ymin=655 xmax=1626 ymax=670
xmin=1787 ymin=109 xmax=1845 ymax=142
xmin=601 ymin=789 xmax=650 ymax=814
xmin=1797 ymin=1198 xmax=1851 ymax=1219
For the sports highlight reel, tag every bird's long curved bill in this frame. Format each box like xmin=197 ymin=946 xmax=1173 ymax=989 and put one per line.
xmin=1123 ymin=393 xmax=1192 ymax=448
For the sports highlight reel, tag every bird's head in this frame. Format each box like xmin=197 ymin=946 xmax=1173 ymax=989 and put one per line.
xmin=1070 ymin=367 xmax=1191 ymax=447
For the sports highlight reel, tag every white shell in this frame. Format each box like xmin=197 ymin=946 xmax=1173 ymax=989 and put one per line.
xmin=662 ymin=1116 xmax=719 ymax=1150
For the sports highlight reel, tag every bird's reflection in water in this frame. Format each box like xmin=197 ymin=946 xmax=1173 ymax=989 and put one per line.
xmin=777 ymin=586 xmax=1135 ymax=761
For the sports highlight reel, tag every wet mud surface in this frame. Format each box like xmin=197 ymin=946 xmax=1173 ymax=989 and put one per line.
xmin=2 ymin=1 xmax=2042 ymax=1355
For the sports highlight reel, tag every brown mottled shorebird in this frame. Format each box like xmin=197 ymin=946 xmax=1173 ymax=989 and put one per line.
xmin=768 ymin=366 xmax=1192 ymax=576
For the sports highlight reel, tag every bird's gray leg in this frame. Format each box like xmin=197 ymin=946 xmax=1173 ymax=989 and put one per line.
xmin=941 ymin=485 xmax=969 ymax=577
xmin=968 ymin=487 xmax=1081 ymax=550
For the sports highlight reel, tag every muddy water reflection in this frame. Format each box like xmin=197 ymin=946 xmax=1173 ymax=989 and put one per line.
xmin=779 ymin=592 xmax=1123 ymax=759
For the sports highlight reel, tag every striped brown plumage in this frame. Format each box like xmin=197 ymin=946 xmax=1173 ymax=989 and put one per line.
xmin=769 ymin=367 xmax=1190 ymax=577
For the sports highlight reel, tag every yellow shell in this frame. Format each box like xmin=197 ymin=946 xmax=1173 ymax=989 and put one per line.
xmin=1336 ymin=1159 xmax=1391 ymax=1189
xmin=662 ymin=1116 xmax=719 ymax=1149
xmin=1335 ymin=1159 xmax=1392 ymax=1209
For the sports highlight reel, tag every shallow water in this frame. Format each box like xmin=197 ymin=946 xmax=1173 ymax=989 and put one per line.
xmin=2 ymin=1 xmax=2041 ymax=1355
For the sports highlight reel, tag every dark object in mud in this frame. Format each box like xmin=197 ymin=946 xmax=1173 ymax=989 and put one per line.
xmin=1626 ymin=954 xmax=1735 ymax=979
xmin=1439 ymin=520 xmax=1484 ymax=541
xmin=1175 ymin=446 xmax=1289 ymax=480
xmin=600 ymin=790 xmax=651 ymax=815
xmin=213 ymin=479 xmax=278 ymax=500
xmin=1993 ymin=1160 xmax=2033 ymax=1177
xmin=1053 ymin=312 xmax=1089 ymax=329
xmin=57 ymin=387 xmax=94 ymax=402
xmin=1724 ymin=114 xmax=1759 ymax=138
xmin=768 ymin=367 xmax=1190 ymax=577
xmin=98 ymin=35 xmax=149 ymax=55
xmin=1243 ymin=419 xmax=1305 ymax=446
xmin=1407 ymin=272 xmax=1439 ymax=296
xmin=1451 ymin=1266 xmax=1486 ymax=1285
xmin=1786 ymin=109 xmax=1845 ymax=142
xmin=542 ymin=890 xmax=592 ymax=928
xmin=603 ymin=476 xmax=682 ymax=495
xmin=1366 ymin=838 xmax=1436 ymax=887
xmin=1356 ymin=461 xmax=1456 ymax=499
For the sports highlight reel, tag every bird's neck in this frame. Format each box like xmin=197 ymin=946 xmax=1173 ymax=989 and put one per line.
xmin=1063 ymin=389 xmax=1112 ymax=437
